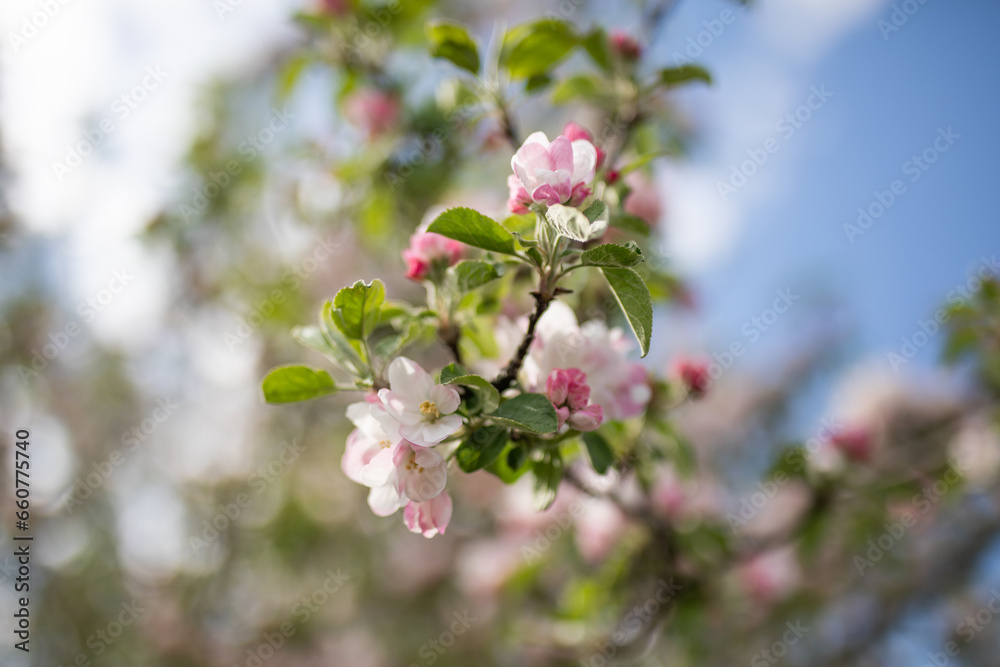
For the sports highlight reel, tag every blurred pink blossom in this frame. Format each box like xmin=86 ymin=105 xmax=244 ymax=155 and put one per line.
xmin=609 ymin=30 xmax=642 ymax=60
xmin=401 ymin=231 xmax=463 ymax=281
xmin=623 ymin=172 xmax=663 ymax=226
xmin=344 ymin=88 xmax=400 ymax=139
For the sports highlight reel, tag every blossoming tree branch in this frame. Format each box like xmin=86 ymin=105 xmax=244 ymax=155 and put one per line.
xmin=260 ymin=17 xmax=712 ymax=537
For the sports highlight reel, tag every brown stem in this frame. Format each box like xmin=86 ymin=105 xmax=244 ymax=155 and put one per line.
xmin=492 ymin=291 xmax=553 ymax=392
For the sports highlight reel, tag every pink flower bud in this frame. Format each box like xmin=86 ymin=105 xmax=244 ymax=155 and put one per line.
xmin=401 ymin=231 xmax=464 ymax=282
xmin=605 ymin=169 xmax=621 ymax=185
xmin=546 ymin=368 xmax=570 ymax=406
xmin=673 ymin=357 xmax=709 ymax=397
xmin=344 ymin=88 xmax=400 ymax=139
xmin=568 ymin=404 xmax=603 ymax=432
xmin=546 ymin=368 xmax=603 ymax=431
xmin=562 ymin=122 xmax=606 ymax=169
xmin=829 ymin=427 xmax=873 ymax=463
xmin=609 ymin=30 xmax=642 ymax=61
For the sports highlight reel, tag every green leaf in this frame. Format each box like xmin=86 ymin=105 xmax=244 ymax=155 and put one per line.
xmin=490 ymin=393 xmax=559 ymax=433
xmin=551 ymin=74 xmax=607 ymax=105
xmin=262 ymin=365 xmax=337 ymax=404
xmin=600 ymin=267 xmax=652 ymax=357
xmin=331 ymin=279 xmax=385 ymax=340
xmin=506 ymin=20 xmax=579 ymax=79
xmin=532 ymin=453 xmax=564 ymax=511
xmin=486 ymin=443 xmax=531 ymax=483
xmin=611 ymin=214 xmax=652 ymax=237
xmin=582 ymin=28 xmax=613 ymax=71
xmin=455 ymin=425 xmax=509 ymax=472
xmin=525 ymin=73 xmax=552 ymax=92
xmin=452 ymin=260 xmax=500 ymax=291
xmin=658 ymin=64 xmax=712 ymax=88
xmin=546 ymin=203 xmax=606 ymax=242
xmin=439 ymin=362 xmax=469 ymax=384
xmin=443 ymin=372 xmax=501 ymax=414
xmin=427 ymin=20 xmax=480 ymax=74
xmin=581 ymin=243 xmax=644 ymax=268
xmin=427 ymin=207 xmax=518 ymax=256
xmin=582 ymin=431 xmax=615 ymax=474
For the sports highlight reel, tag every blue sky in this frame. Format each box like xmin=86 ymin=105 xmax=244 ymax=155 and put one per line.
xmin=647 ymin=0 xmax=1000 ymax=389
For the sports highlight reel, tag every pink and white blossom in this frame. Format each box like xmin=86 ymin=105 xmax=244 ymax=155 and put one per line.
xmin=376 ymin=357 xmax=463 ymax=447
xmin=404 ymin=491 xmax=453 ymax=538
xmin=401 ymin=231 xmax=464 ymax=281
xmin=344 ymin=88 xmax=400 ymax=139
xmin=394 ymin=440 xmax=448 ymax=502
xmin=510 ymin=131 xmax=597 ymax=208
xmin=546 ymin=368 xmax=603 ymax=432
xmin=522 ymin=302 xmax=651 ymax=421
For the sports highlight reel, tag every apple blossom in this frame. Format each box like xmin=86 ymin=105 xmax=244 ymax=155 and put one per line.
xmin=562 ymin=122 xmax=605 ymax=169
xmin=404 ymin=491 xmax=453 ymax=538
xmin=510 ymin=131 xmax=597 ymax=208
xmin=401 ymin=231 xmax=464 ymax=282
xmin=609 ymin=30 xmax=642 ymax=61
xmin=523 ymin=302 xmax=651 ymax=421
xmin=394 ymin=440 xmax=448 ymax=502
xmin=376 ymin=357 xmax=463 ymax=447
xmin=341 ymin=400 xmax=400 ymax=484
xmin=623 ymin=171 xmax=662 ymax=226
xmin=829 ymin=426 xmax=873 ymax=462
xmin=546 ymin=368 xmax=603 ymax=432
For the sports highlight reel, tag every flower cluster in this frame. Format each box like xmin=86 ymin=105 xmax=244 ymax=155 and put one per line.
xmin=265 ymin=122 xmax=661 ymax=538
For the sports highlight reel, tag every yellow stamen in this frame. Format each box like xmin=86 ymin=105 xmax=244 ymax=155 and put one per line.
xmin=419 ymin=400 xmax=440 ymax=420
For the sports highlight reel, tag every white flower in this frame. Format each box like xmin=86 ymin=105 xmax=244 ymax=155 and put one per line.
xmin=376 ymin=357 xmax=463 ymax=447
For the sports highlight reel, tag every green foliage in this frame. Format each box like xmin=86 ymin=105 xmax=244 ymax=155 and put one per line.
xmin=505 ymin=19 xmax=579 ymax=79
xmin=658 ymin=64 xmax=713 ymax=88
xmin=451 ymin=260 xmax=500 ymax=291
xmin=600 ymin=267 xmax=653 ymax=357
xmin=426 ymin=20 xmax=480 ymax=74
xmin=455 ymin=424 xmax=509 ymax=472
xmin=580 ymin=242 xmax=644 ymax=269
xmin=582 ymin=431 xmax=615 ymax=474
xmin=532 ymin=452 xmax=564 ymax=511
xmin=427 ymin=207 xmax=519 ymax=256
xmin=262 ymin=365 xmax=337 ymax=404
xmin=491 ymin=393 xmax=559 ymax=434
xmin=330 ymin=279 xmax=385 ymax=341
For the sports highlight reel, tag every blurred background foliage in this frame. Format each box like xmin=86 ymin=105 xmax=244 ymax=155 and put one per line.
xmin=2 ymin=0 xmax=1000 ymax=666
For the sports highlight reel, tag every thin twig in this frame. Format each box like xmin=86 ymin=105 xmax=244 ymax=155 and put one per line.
xmin=492 ymin=291 xmax=553 ymax=392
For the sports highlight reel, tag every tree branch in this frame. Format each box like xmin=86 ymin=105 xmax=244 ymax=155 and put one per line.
xmin=492 ymin=291 xmax=553 ymax=392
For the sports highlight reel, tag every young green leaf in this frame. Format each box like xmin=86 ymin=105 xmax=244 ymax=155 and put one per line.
xmin=452 ymin=260 xmax=500 ymax=291
xmin=426 ymin=20 xmax=480 ymax=74
xmin=582 ymin=431 xmax=615 ymax=474
xmin=581 ymin=28 xmax=613 ymax=71
xmin=580 ymin=243 xmax=644 ymax=268
xmin=551 ymin=74 xmax=607 ymax=105
xmin=331 ymin=279 xmax=385 ymax=340
xmin=455 ymin=425 xmax=509 ymax=472
xmin=490 ymin=393 xmax=559 ymax=433
xmin=427 ymin=207 xmax=518 ymax=256
xmin=263 ymin=365 xmax=337 ymax=404
xmin=546 ymin=203 xmax=606 ymax=242
xmin=600 ymin=267 xmax=653 ymax=357
xmin=532 ymin=453 xmax=564 ymax=511
xmin=486 ymin=443 xmax=531 ymax=483
xmin=443 ymin=372 xmax=501 ymax=414
xmin=505 ymin=20 xmax=579 ymax=79
xmin=658 ymin=64 xmax=712 ymax=87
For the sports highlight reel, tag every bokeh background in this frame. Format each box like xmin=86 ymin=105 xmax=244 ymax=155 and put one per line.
xmin=1 ymin=0 xmax=999 ymax=665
